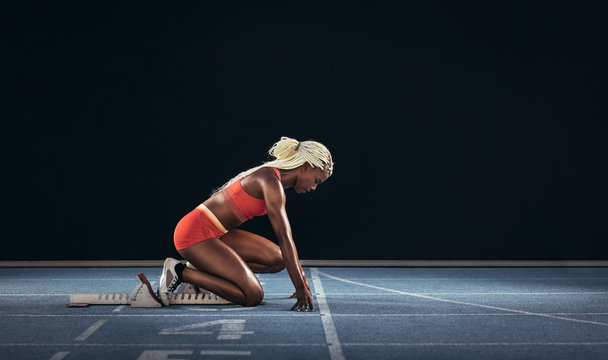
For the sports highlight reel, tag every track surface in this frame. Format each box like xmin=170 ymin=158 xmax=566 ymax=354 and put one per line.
xmin=1 ymin=267 xmax=608 ymax=359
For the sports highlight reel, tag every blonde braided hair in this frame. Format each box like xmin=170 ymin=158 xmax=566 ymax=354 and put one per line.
xmin=211 ymin=137 xmax=334 ymax=196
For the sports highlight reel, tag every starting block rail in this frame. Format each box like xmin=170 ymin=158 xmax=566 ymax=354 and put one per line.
xmin=68 ymin=273 xmax=232 ymax=307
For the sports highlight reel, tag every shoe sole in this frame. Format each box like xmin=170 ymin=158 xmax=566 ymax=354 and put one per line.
xmin=158 ymin=258 xmax=178 ymax=306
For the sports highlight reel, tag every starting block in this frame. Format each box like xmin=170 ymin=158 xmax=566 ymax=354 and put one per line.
xmin=68 ymin=273 xmax=232 ymax=307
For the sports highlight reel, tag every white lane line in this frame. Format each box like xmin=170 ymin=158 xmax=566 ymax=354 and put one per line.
xmin=1 ymin=314 xmax=319 ymax=317
xmin=318 ymin=270 xmax=608 ymax=327
xmin=3 ymin=277 xmax=608 ymax=281
xmin=311 ymin=267 xmax=345 ymax=360
xmin=222 ymin=307 xmax=255 ymax=311
xmin=319 ymin=277 xmax=608 ymax=281
xmin=331 ymin=312 xmax=608 ymax=317
xmin=114 ymin=305 xmax=128 ymax=312
xmin=0 ymin=294 xmax=73 ymax=296
xmin=342 ymin=342 xmax=608 ymax=346
xmin=0 ymin=278 xmax=283 ymax=282
xmin=2 ymin=312 xmax=608 ymax=318
xmin=138 ymin=350 xmax=192 ymax=360
xmin=75 ymin=320 xmax=107 ymax=341
xmin=2 ymin=342 xmax=607 ymax=347
xmin=272 ymin=292 xmax=608 ymax=296
xmin=180 ymin=307 xmax=218 ymax=312
xmin=0 ymin=343 xmax=327 ymax=347
xmin=0 ymin=278 xmax=158 ymax=281
xmin=48 ymin=351 xmax=70 ymax=360
xmin=2 ymin=291 xmax=608 ymax=297
xmin=418 ymin=292 xmax=608 ymax=295
xmin=200 ymin=350 xmax=251 ymax=355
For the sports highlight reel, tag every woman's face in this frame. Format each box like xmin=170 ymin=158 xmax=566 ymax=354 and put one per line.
xmin=294 ymin=164 xmax=330 ymax=194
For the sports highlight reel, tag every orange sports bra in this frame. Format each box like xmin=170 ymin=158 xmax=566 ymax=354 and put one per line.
xmin=221 ymin=167 xmax=281 ymax=223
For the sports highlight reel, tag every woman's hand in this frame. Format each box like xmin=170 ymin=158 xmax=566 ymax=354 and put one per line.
xmin=289 ymin=285 xmax=314 ymax=312
xmin=289 ymin=274 xmax=311 ymax=299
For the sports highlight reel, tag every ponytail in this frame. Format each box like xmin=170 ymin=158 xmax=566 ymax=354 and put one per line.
xmin=211 ymin=136 xmax=333 ymax=195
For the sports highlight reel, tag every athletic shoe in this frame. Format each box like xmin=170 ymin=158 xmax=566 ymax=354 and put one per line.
xmin=157 ymin=257 xmax=182 ymax=306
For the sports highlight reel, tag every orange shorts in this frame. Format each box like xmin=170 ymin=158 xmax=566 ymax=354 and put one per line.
xmin=173 ymin=204 xmax=228 ymax=251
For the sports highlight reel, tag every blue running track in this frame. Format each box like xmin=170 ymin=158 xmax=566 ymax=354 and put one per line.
xmin=1 ymin=267 xmax=608 ymax=359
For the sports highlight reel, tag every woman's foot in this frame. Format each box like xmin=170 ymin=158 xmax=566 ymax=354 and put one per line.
xmin=157 ymin=257 xmax=182 ymax=306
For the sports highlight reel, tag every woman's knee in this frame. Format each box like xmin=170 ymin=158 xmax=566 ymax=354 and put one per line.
xmin=270 ymin=259 xmax=285 ymax=273
xmin=266 ymin=249 xmax=285 ymax=273
xmin=242 ymin=284 xmax=264 ymax=306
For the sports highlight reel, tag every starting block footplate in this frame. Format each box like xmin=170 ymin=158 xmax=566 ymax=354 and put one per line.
xmin=68 ymin=273 xmax=232 ymax=307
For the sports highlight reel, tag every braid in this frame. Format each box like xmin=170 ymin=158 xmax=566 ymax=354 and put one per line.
xmin=211 ymin=137 xmax=333 ymax=196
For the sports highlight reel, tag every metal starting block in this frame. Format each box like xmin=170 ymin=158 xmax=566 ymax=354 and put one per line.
xmin=68 ymin=273 xmax=232 ymax=307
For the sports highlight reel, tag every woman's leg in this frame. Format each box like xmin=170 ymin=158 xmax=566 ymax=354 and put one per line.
xmin=219 ymin=229 xmax=285 ymax=273
xmin=178 ymin=238 xmax=264 ymax=306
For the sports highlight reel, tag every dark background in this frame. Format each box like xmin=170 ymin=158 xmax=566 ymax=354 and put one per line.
xmin=4 ymin=1 xmax=607 ymax=261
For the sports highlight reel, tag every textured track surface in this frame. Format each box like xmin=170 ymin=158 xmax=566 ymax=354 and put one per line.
xmin=1 ymin=267 xmax=608 ymax=359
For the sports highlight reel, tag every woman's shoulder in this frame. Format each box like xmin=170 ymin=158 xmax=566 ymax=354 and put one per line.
xmin=250 ymin=166 xmax=280 ymax=182
xmin=243 ymin=166 xmax=280 ymax=184
xmin=241 ymin=166 xmax=282 ymax=198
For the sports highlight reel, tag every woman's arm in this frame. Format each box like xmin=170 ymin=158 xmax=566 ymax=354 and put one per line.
xmin=261 ymin=171 xmax=314 ymax=311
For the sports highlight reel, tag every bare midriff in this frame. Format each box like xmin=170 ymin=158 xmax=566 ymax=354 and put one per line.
xmin=202 ymin=194 xmax=243 ymax=230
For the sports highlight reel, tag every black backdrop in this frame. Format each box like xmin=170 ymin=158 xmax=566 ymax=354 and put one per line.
xmin=5 ymin=1 xmax=607 ymax=261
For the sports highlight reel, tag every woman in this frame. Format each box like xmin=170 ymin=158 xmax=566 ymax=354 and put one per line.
xmin=157 ymin=137 xmax=333 ymax=311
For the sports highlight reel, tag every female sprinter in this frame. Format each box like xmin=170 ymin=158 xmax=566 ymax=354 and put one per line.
xmin=157 ymin=137 xmax=333 ymax=311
